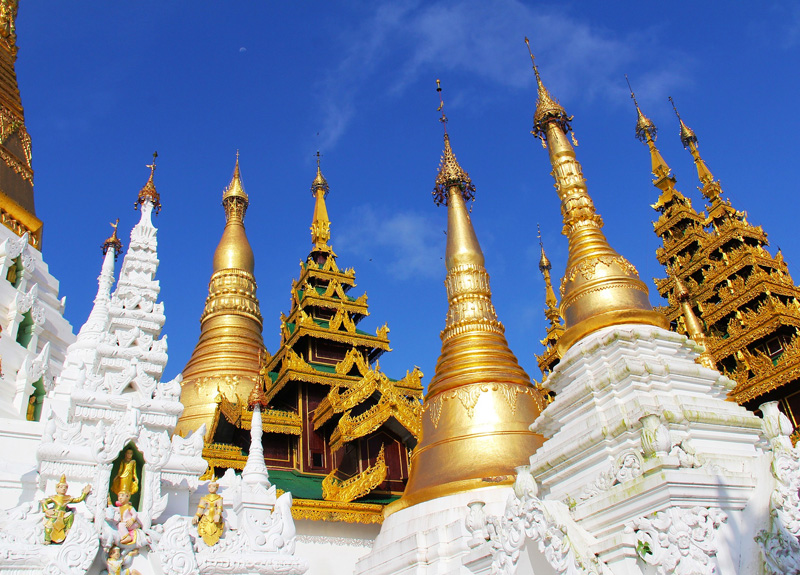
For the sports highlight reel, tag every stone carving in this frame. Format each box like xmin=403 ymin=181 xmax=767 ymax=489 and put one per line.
xmin=627 ymin=506 xmax=727 ymax=575
xmin=475 ymin=466 xmax=607 ymax=575
xmin=640 ymin=413 xmax=672 ymax=458
xmin=580 ymin=451 xmax=643 ymax=501
xmin=0 ymin=512 xmax=99 ymax=575
xmin=755 ymin=401 xmax=800 ymax=575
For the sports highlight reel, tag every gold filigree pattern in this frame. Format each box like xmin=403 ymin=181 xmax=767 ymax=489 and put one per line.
xmin=289 ymin=498 xmax=384 ymax=524
xmin=321 ymin=446 xmax=387 ymax=503
xmin=425 ymin=383 xmax=541 ymax=428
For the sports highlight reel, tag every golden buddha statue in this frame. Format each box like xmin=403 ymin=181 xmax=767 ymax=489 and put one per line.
xmin=192 ymin=479 xmax=224 ymax=546
xmin=40 ymin=475 xmax=92 ymax=544
xmin=111 ymin=448 xmax=139 ymax=502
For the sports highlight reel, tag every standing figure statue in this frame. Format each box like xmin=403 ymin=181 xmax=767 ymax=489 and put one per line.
xmin=192 ymin=479 xmax=224 ymax=546
xmin=104 ymin=546 xmax=141 ymax=575
xmin=113 ymin=490 xmax=142 ymax=546
xmin=40 ymin=475 xmax=92 ymax=544
xmin=111 ymin=448 xmax=139 ymax=503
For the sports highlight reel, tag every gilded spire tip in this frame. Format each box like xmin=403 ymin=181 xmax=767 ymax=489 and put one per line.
xmin=311 ymin=150 xmax=329 ymax=196
xmin=433 ymin=80 xmax=474 ymax=206
xmin=537 ymin=224 xmax=551 ymax=273
xmin=436 ymin=79 xmax=448 ymax=133
xmin=135 ymin=151 xmax=161 ymax=214
xmin=526 ymin=39 xmax=576 ymax=147
xmin=102 ymin=218 xmax=123 ymax=258
xmin=626 ymin=75 xmax=657 ymax=143
xmin=310 ymin=151 xmax=332 ymax=250
xmin=222 ymin=152 xmax=248 ymax=222
xmin=669 ymin=96 xmax=697 ymax=148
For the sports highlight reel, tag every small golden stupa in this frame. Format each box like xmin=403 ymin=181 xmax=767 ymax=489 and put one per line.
xmin=526 ymin=40 xmax=668 ymax=354
xmin=175 ymin=154 xmax=266 ymax=440
xmin=388 ymin=83 xmax=546 ymax=514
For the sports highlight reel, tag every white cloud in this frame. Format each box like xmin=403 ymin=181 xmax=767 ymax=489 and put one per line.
xmin=315 ymin=0 xmax=690 ymax=148
xmin=336 ymin=205 xmax=446 ymax=280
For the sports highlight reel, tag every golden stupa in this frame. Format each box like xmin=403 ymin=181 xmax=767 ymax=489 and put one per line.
xmin=526 ymin=40 xmax=668 ymax=353
xmin=175 ymin=154 xmax=266 ymax=441
xmin=388 ymin=86 xmax=546 ymax=513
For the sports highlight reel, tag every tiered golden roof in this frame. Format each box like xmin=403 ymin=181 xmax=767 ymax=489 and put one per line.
xmin=0 ymin=0 xmax=40 ymax=248
xmin=390 ymin=89 xmax=546 ymax=513
xmin=527 ymin=44 xmax=667 ymax=354
xmin=175 ymin=155 xmax=265 ymax=442
xmin=196 ymin=161 xmax=423 ymax=522
xmin=639 ymin=99 xmax=800 ymax=438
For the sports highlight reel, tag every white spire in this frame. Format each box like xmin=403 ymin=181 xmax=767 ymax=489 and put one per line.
xmin=242 ymin=403 xmax=270 ymax=486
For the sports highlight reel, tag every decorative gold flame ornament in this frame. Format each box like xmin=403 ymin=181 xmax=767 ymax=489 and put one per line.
xmin=175 ymin=153 xmax=266 ymax=440
xmin=388 ymin=82 xmax=546 ymax=515
xmin=525 ymin=39 xmax=667 ymax=354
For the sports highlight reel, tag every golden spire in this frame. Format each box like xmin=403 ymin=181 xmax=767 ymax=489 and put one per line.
xmin=389 ymin=81 xmax=545 ymax=514
xmin=213 ymin=153 xmax=254 ymax=273
xmin=527 ymin=43 xmax=667 ymax=354
xmin=135 ymin=152 xmax=161 ymax=214
xmin=176 ymin=153 xmax=265 ymax=442
xmin=102 ymin=218 xmax=123 ymax=259
xmin=669 ymin=97 xmax=738 ymax=223
xmin=310 ymin=151 xmax=333 ymax=253
xmin=627 ymin=78 xmax=686 ymax=207
xmin=0 ymin=0 xmax=41 ymax=248
xmin=674 ymin=277 xmax=716 ymax=369
xmin=538 ymin=225 xmax=562 ymax=329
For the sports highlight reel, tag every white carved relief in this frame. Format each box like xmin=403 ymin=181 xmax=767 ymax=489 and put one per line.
xmin=580 ymin=451 xmax=643 ymax=502
xmin=627 ymin=506 xmax=727 ymax=575
xmin=755 ymin=402 xmax=800 ymax=575
xmin=476 ymin=466 xmax=607 ymax=575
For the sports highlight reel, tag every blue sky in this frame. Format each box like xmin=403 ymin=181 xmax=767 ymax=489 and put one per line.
xmin=17 ymin=2 xmax=800 ymax=386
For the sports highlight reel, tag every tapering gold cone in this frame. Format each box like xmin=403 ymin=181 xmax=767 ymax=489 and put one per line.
xmin=529 ymin=56 xmax=667 ymax=354
xmin=388 ymin=133 xmax=546 ymax=514
xmin=176 ymin=156 xmax=265 ymax=441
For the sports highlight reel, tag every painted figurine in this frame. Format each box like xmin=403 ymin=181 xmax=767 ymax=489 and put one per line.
xmin=105 ymin=546 xmax=141 ymax=575
xmin=113 ymin=490 xmax=142 ymax=545
xmin=111 ymin=448 xmax=139 ymax=501
xmin=40 ymin=475 xmax=92 ymax=544
xmin=192 ymin=479 xmax=224 ymax=546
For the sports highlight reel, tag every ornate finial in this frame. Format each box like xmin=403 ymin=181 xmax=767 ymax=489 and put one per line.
xmin=311 ymin=150 xmax=330 ymax=197
xmin=0 ymin=1 xmax=19 ymax=46
xmin=526 ymin=37 xmax=577 ymax=147
xmin=674 ymin=277 xmax=716 ymax=369
xmin=436 ymin=79 xmax=448 ymax=133
xmin=135 ymin=151 xmax=161 ymax=213
xmin=433 ymin=81 xmax=475 ymax=207
xmin=310 ymin=152 xmax=332 ymax=250
xmin=537 ymin=224 xmax=551 ymax=273
xmin=626 ymin=75 xmax=657 ymax=143
xmin=102 ymin=218 xmax=123 ymax=259
xmin=248 ymin=352 xmax=269 ymax=409
xmin=222 ymin=152 xmax=249 ymax=222
xmin=669 ymin=97 xmax=697 ymax=148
